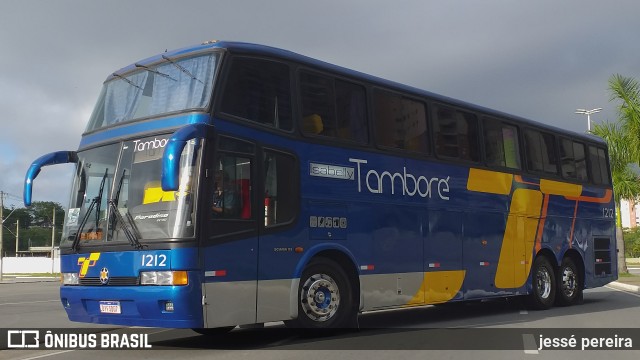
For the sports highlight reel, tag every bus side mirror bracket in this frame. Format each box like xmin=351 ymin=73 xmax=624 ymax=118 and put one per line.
xmin=24 ymin=151 xmax=78 ymax=206
xmin=162 ymin=123 xmax=214 ymax=191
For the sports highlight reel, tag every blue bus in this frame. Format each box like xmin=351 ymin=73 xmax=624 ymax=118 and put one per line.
xmin=24 ymin=40 xmax=617 ymax=331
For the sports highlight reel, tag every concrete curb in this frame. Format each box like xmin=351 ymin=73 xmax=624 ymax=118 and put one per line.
xmin=607 ymin=281 xmax=640 ymax=293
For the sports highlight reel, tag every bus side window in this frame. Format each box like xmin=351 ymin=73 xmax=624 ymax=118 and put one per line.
xmin=559 ymin=138 xmax=577 ymax=179
xmin=299 ymin=71 xmax=368 ymax=144
xmin=574 ymin=142 xmax=588 ymax=182
xmin=433 ymin=105 xmax=479 ymax=162
xmin=212 ymin=155 xmax=252 ymax=219
xmin=220 ymin=57 xmax=292 ymax=130
xmin=525 ymin=129 xmax=558 ymax=175
xmin=588 ymin=146 xmax=610 ymax=185
xmin=374 ymin=90 xmax=428 ymax=153
xmin=483 ymin=117 xmax=521 ymax=169
xmin=263 ymin=150 xmax=297 ymax=227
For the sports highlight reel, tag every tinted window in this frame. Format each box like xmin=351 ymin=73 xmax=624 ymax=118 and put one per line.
xmin=264 ymin=150 xmax=297 ymax=226
xmin=559 ymin=138 xmax=589 ymax=182
xmin=559 ymin=138 xmax=577 ymax=179
xmin=433 ymin=105 xmax=479 ymax=162
xmin=574 ymin=142 xmax=588 ymax=181
xmin=589 ymin=146 xmax=610 ymax=185
xmin=220 ymin=58 xmax=292 ymax=130
xmin=299 ymin=72 xmax=368 ymax=143
xmin=483 ymin=117 xmax=521 ymax=169
xmin=524 ymin=130 xmax=558 ymax=174
xmin=373 ymin=90 xmax=428 ymax=152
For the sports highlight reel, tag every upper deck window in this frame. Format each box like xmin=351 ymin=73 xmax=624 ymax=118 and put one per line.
xmin=300 ymin=71 xmax=368 ymax=143
xmin=483 ymin=117 xmax=521 ymax=169
xmin=220 ymin=57 xmax=292 ymax=130
xmin=86 ymin=53 xmax=218 ymax=132
xmin=373 ymin=90 xmax=426 ymax=152
xmin=433 ymin=105 xmax=479 ymax=162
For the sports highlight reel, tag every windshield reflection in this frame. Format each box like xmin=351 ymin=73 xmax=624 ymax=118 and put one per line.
xmin=62 ymin=135 xmax=200 ymax=248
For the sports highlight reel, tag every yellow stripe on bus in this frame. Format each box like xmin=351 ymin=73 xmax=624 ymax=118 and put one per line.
xmin=406 ymin=270 xmax=466 ymax=306
xmin=539 ymin=179 xmax=582 ymax=197
xmin=495 ymin=188 xmax=543 ymax=288
xmin=466 ymin=168 xmax=513 ymax=195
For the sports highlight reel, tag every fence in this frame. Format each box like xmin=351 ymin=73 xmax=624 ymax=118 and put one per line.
xmin=0 ymin=256 xmax=60 ymax=274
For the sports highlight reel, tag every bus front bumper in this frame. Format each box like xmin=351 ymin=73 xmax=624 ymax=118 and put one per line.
xmin=60 ymin=278 xmax=203 ymax=328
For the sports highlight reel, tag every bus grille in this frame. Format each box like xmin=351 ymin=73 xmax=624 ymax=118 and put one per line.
xmin=79 ymin=277 xmax=139 ymax=286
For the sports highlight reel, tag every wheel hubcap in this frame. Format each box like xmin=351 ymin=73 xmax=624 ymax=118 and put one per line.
xmin=561 ymin=266 xmax=577 ymax=298
xmin=301 ymin=273 xmax=340 ymax=322
xmin=536 ymin=266 xmax=552 ymax=299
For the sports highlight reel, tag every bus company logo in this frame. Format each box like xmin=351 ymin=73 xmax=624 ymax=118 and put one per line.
xmin=349 ymin=158 xmax=451 ymax=200
xmin=77 ymin=253 xmax=101 ymax=278
xmin=309 ymin=162 xmax=354 ymax=180
xmin=132 ymin=137 xmax=168 ymax=152
xmin=99 ymin=268 xmax=110 ymax=285
xmin=7 ymin=330 xmax=40 ymax=348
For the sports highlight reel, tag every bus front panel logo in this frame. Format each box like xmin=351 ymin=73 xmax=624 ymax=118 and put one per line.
xmin=77 ymin=253 xmax=101 ymax=278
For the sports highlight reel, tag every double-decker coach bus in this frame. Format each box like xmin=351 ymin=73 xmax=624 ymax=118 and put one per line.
xmin=24 ymin=40 xmax=617 ymax=331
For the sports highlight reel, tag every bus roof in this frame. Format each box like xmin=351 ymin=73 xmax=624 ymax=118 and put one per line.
xmin=108 ymin=40 xmax=605 ymax=145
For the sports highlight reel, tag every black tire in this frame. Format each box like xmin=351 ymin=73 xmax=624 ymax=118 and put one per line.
xmin=526 ymin=256 xmax=556 ymax=310
xmin=289 ymin=257 xmax=355 ymax=329
xmin=555 ymin=257 xmax=583 ymax=306
xmin=191 ymin=326 xmax=235 ymax=336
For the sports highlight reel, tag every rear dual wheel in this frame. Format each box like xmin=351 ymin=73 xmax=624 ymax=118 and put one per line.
xmin=555 ymin=257 xmax=582 ymax=306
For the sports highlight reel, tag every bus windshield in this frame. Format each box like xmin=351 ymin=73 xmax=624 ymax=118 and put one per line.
xmin=85 ymin=52 xmax=218 ymax=132
xmin=62 ymin=135 xmax=201 ymax=247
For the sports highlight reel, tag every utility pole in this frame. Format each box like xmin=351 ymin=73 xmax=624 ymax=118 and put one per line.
xmin=51 ymin=207 xmax=56 ymax=273
xmin=1 ymin=191 xmax=4 ymax=281
xmin=15 ymin=220 xmax=19 ymax=256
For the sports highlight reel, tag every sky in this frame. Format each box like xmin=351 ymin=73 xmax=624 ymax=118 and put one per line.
xmin=1 ymin=0 xmax=640 ymax=209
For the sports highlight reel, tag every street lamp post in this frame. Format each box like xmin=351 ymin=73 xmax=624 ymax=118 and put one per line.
xmin=576 ymin=108 xmax=602 ymax=132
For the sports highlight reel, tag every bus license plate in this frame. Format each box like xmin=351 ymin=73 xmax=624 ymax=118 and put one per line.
xmin=99 ymin=301 xmax=121 ymax=314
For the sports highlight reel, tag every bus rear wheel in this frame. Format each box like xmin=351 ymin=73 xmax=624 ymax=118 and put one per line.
xmin=290 ymin=258 xmax=355 ymax=329
xmin=526 ymin=256 xmax=556 ymax=310
xmin=555 ymin=257 xmax=582 ymax=306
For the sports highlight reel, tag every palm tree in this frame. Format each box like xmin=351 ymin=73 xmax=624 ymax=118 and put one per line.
xmin=591 ymin=74 xmax=640 ymax=274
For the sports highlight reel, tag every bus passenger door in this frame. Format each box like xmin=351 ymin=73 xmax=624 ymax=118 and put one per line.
xmin=202 ymin=138 xmax=259 ymax=328
xmin=255 ymin=148 xmax=299 ymax=324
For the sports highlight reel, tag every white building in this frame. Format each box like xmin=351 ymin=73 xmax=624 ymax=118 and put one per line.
xmin=620 ymin=198 xmax=639 ymax=228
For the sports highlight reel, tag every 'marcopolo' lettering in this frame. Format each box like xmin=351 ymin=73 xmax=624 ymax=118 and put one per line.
xmin=349 ymin=158 xmax=450 ymax=200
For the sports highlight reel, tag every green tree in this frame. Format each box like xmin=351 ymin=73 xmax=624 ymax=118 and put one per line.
xmin=1 ymin=201 xmax=65 ymax=254
xmin=592 ymin=74 xmax=640 ymax=274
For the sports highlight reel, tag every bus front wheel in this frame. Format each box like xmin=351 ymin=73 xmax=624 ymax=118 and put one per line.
xmin=526 ymin=256 xmax=556 ymax=310
xmin=290 ymin=257 xmax=355 ymax=329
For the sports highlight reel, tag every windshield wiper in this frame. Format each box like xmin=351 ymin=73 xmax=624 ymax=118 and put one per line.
xmin=71 ymin=168 xmax=108 ymax=252
xmin=162 ymin=55 xmax=204 ymax=84
xmin=107 ymin=169 xmax=144 ymax=250
xmin=108 ymin=199 xmax=144 ymax=250
xmin=112 ymin=73 xmax=144 ymax=91
xmin=135 ymin=63 xmax=177 ymax=81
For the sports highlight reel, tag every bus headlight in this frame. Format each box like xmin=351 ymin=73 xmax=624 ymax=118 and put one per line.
xmin=62 ymin=273 xmax=80 ymax=285
xmin=140 ymin=271 xmax=188 ymax=286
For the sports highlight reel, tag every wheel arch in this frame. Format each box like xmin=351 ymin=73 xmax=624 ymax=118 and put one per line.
xmin=289 ymin=244 xmax=361 ymax=319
